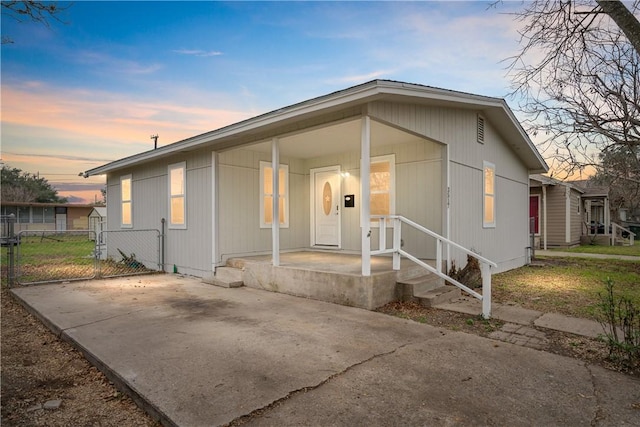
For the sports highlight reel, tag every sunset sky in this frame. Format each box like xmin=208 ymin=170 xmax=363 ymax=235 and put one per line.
xmin=1 ymin=1 xmax=530 ymax=204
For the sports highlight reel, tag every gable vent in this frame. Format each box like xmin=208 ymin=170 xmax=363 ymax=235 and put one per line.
xmin=477 ymin=115 xmax=485 ymax=144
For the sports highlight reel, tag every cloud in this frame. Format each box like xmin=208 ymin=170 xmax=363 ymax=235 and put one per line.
xmin=3 ymin=151 xmax=114 ymax=163
xmin=1 ymin=81 xmax=253 ymax=146
xmin=73 ymin=50 xmax=163 ymax=75
xmin=326 ymin=70 xmax=396 ymax=85
xmin=172 ymin=49 xmax=223 ymax=57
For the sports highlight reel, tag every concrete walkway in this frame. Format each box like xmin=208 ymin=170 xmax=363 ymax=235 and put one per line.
xmin=536 ymin=249 xmax=640 ymax=262
xmin=11 ymin=275 xmax=640 ymax=427
xmin=435 ymin=297 xmax=606 ymax=351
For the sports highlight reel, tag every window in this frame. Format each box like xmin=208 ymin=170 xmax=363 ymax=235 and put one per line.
xmin=43 ymin=207 xmax=54 ymax=223
xmin=260 ymin=161 xmax=289 ymax=228
xmin=32 ymin=207 xmax=44 ymax=223
xmin=168 ymin=163 xmax=186 ymax=229
xmin=370 ymin=154 xmax=396 ymax=225
xmin=483 ymin=162 xmax=496 ymax=228
xmin=121 ymin=175 xmax=132 ymax=228
xmin=17 ymin=206 xmax=30 ymax=223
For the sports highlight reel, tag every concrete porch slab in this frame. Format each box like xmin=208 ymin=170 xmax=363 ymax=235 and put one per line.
xmin=229 ymin=251 xmax=437 ymax=310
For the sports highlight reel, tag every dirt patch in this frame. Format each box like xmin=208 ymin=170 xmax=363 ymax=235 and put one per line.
xmin=1 ymin=286 xmax=160 ymax=426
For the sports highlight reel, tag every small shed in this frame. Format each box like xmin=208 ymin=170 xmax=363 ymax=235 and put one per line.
xmin=88 ymin=207 xmax=107 ymax=240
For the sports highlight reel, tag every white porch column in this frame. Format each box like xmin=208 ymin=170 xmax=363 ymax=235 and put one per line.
xmin=604 ymin=197 xmax=610 ymax=235
xmin=542 ymin=185 xmax=548 ymax=250
xmin=565 ymin=186 xmax=571 ymax=244
xmin=272 ymin=138 xmax=280 ymax=267
xmin=361 ymin=116 xmax=371 ymax=276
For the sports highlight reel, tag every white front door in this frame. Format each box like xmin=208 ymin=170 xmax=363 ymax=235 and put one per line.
xmin=312 ymin=167 xmax=341 ymax=246
xmin=56 ymin=214 xmax=67 ymax=231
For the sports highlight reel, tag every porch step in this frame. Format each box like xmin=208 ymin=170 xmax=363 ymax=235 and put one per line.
xmin=205 ymin=267 xmax=244 ymax=288
xmin=396 ymin=273 xmax=444 ymax=302
xmin=414 ymin=285 xmax=461 ymax=307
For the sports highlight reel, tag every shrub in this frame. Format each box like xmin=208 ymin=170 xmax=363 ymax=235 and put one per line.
xmin=596 ymin=278 xmax=640 ymax=370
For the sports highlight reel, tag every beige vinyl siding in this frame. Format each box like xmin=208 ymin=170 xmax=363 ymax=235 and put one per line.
xmin=369 ymin=101 xmax=530 ymax=272
xmin=106 ymin=148 xmax=213 ymax=277
xmin=217 ymin=149 xmax=308 ymax=262
xmin=569 ymin=188 xmax=582 ymax=245
xmin=544 ymin=186 xmax=567 ymax=247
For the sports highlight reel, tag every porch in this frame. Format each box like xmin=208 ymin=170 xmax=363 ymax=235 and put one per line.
xmin=207 ymin=251 xmax=454 ymax=310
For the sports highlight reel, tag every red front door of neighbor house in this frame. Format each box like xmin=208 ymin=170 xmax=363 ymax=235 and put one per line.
xmin=529 ymin=196 xmax=539 ymax=234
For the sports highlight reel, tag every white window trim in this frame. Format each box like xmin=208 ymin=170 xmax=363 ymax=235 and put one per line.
xmin=483 ymin=161 xmax=496 ymax=229
xmin=120 ymin=174 xmax=133 ymax=229
xmin=370 ymin=154 xmax=396 ymax=228
xmin=259 ymin=161 xmax=289 ymax=229
xmin=168 ymin=162 xmax=187 ymax=229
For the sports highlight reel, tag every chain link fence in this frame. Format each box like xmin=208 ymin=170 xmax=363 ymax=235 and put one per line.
xmin=97 ymin=229 xmax=161 ymax=278
xmin=16 ymin=230 xmax=97 ymax=285
xmin=1 ymin=228 xmax=162 ymax=286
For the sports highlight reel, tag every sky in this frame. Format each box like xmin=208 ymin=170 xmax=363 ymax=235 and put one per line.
xmin=1 ymin=0 xmax=530 ymax=204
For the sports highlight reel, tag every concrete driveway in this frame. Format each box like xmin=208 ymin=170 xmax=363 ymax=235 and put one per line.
xmin=11 ymin=274 xmax=640 ymax=426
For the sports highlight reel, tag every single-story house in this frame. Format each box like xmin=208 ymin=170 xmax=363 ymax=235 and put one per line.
xmin=82 ymin=80 xmax=548 ymax=310
xmin=529 ymin=176 xmax=635 ymax=247
xmin=0 ymin=202 xmax=98 ymax=233
xmin=529 ymin=174 xmax=583 ymax=249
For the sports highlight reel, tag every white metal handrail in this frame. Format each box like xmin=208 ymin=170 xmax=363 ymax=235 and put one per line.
xmin=611 ymin=222 xmax=636 ymax=246
xmin=371 ymin=215 xmax=497 ymax=319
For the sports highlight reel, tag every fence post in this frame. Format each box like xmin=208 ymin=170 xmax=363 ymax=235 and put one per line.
xmin=7 ymin=214 xmax=15 ymax=287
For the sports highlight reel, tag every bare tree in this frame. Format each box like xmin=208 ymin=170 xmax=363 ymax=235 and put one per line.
xmin=506 ymin=0 xmax=640 ymax=181
xmin=1 ymin=1 xmax=69 ymax=44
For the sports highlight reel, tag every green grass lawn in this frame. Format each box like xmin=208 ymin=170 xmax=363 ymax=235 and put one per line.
xmin=550 ymin=241 xmax=640 ymax=257
xmin=492 ymin=257 xmax=640 ymax=321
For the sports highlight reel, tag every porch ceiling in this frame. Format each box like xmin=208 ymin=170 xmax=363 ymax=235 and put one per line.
xmin=249 ymin=119 xmax=428 ymax=159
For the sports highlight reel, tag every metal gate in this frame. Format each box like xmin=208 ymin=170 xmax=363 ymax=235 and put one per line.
xmin=7 ymin=228 xmax=161 ymax=286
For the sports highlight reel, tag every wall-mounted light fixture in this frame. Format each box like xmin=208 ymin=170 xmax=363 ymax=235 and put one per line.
xmin=341 ymin=171 xmax=350 ymax=178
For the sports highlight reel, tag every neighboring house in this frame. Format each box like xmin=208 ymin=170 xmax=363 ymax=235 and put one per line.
xmin=0 ymin=202 xmax=98 ymax=233
xmin=570 ymin=180 xmax=637 ymax=245
xmin=82 ymin=80 xmax=547 ymax=308
xmin=529 ymin=176 xmax=635 ymax=247
xmin=529 ymin=175 xmax=583 ymax=249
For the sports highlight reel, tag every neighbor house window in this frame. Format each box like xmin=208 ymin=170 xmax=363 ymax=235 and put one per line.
xmin=17 ymin=206 xmax=30 ymax=223
xmin=121 ymin=175 xmax=132 ymax=228
xmin=43 ymin=207 xmax=55 ymax=223
xmin=260 ymin=161 xmax=289 ymax=228
xmin=168 ymin=162 xmax=186 ymax=229
xmin=483 ymin=162 xmax=496 ymax=228
xmin=370 ymin=154 xmax=396 ymax=225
